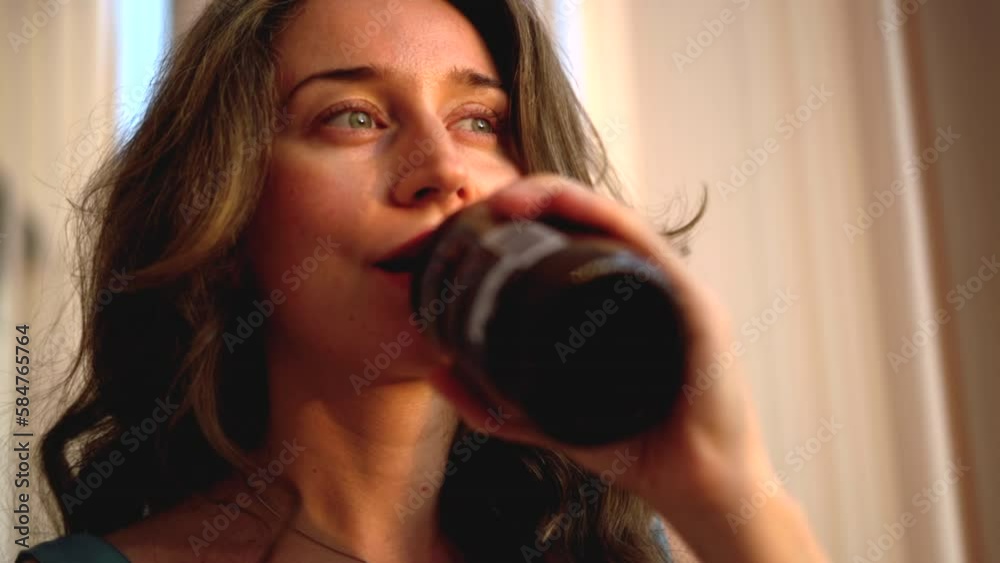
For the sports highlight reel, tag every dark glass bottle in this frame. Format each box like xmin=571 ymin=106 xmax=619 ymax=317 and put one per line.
xmin=412 ymin=204 xmax=688 ymax=446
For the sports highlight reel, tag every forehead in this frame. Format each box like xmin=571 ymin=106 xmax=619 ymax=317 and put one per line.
xmin=273 ymin=0 xmax=501 ymax=96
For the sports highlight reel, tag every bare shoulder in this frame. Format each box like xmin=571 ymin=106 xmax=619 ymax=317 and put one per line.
xmin=660 ymin=519 xmax=702 ymax=562
xmin=101 ymin=492 xmax=275 ymax=563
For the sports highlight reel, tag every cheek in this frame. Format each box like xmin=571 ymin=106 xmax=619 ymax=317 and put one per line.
xmin=480 ymin=147 xmax=523 ymax=193
xmin=488 ymin=163 xmax=522 ymax=196
xmin=241 ymin=146 xmax=384 ymax=356
xmin=246 ymin=143 xmax=373 ymax=302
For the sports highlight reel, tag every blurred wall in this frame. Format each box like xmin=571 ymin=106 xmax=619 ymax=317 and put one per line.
xmin=0 ymin=0 xmax=117 ymax=550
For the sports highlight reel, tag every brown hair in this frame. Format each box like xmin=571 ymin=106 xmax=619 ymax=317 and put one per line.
xmin=40 ymin=0 xmax=685 ymax=560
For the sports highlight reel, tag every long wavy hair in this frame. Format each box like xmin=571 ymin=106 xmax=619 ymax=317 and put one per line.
xmin=39 ymin=0 xmax=692 ymax=561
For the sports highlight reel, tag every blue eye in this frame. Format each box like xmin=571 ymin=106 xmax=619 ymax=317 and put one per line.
xmin=456 ymin=116 xmax=495 ymax=134
xmin=325 ymin=110 xmax=376 ymax=129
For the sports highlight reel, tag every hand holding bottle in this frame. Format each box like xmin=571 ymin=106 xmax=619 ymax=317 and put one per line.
xmin=426 ymin=174 xmax=830 ymax=563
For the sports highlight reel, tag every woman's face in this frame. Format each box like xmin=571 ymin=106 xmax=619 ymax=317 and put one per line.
xmin=246 ymin=0 xmax=521 ymax=387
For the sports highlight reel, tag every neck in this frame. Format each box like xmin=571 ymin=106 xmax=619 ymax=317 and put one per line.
xmin=250 ymin=349 xmax=462 ymax=563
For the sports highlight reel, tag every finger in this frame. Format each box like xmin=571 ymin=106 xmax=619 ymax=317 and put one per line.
xmin=486 ymin=175 xmax=725 ymax=345
xmin=486 ymin=176 xmax=687 ymax=290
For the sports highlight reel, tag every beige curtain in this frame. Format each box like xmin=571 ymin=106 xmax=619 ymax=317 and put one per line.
xmin=554 ymin=0 xmax=995 ymax=561
xmin=0 ymin=0 xmax=117 ymax=550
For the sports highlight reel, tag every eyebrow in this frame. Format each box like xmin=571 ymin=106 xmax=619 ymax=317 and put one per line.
xmin=284 ymin=64 xmax=506 ymax=103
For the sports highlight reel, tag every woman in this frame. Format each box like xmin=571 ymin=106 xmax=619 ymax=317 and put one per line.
xmin=17 ymin=0 xmax=829 ymax=561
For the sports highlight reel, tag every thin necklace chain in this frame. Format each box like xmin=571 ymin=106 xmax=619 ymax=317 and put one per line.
xmin=292 ymin=525 xmax=368 ymax=563
xmin=255 ymin=493 xmax=368 ymax=563
xmin=249 ymin=488 xmax=461 ymax=562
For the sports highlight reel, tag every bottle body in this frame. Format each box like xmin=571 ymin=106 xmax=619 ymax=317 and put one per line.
xmin=412 ymin=204 xmax=688 ymax=446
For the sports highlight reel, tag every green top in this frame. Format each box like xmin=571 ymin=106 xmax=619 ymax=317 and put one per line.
xmin=15 ymin=533 xmax=130 ymax=563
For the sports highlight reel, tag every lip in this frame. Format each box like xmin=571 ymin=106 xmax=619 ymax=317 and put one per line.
xmin=372 ymin=229 xmax=438 ymax=273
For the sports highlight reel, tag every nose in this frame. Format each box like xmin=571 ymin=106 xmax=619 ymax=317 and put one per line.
xmin=388 ymin=119 xmax=474 ymax=210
